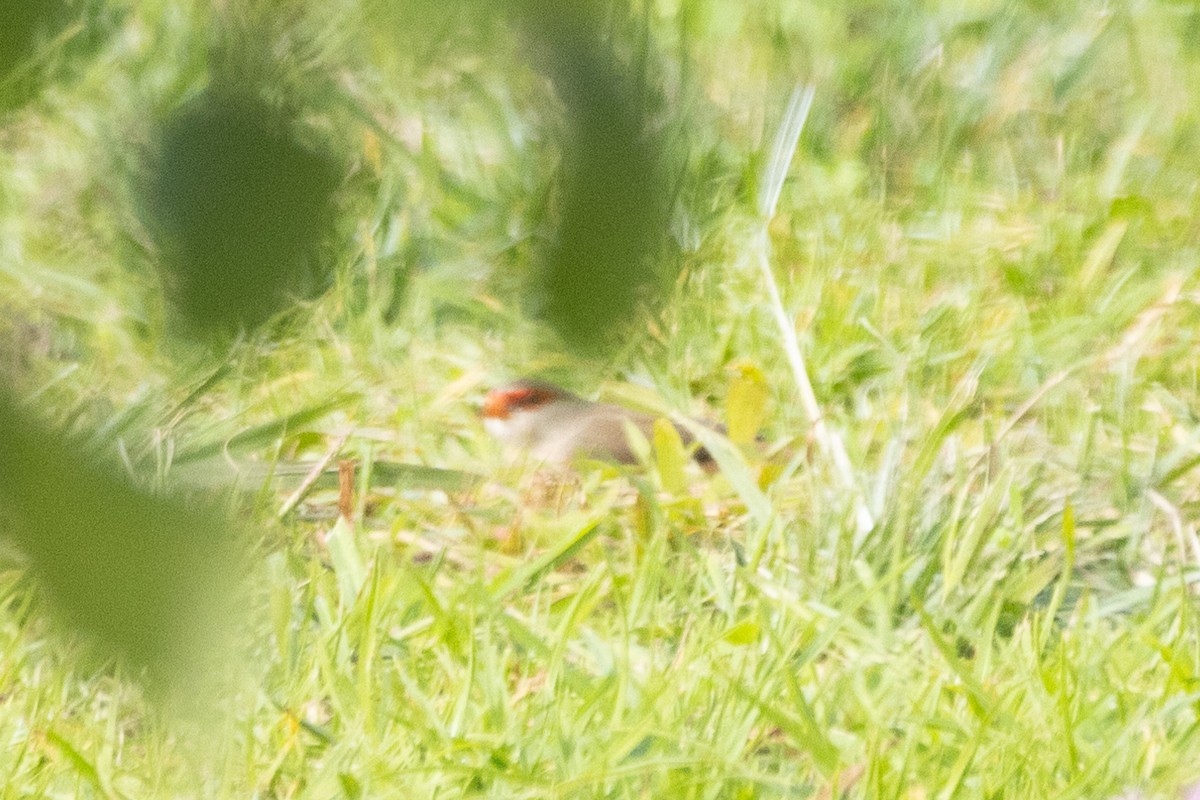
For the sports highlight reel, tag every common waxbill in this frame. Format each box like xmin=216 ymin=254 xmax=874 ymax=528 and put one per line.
xmin=481 ymin=379 xmax=715 ymax=469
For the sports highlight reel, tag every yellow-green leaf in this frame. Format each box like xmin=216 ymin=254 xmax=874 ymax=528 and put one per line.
xmin=727 ymin=362 xmax=768 ymax=444
xmin=722 ymin=619 xmax=761 ymax=646
xmin=1061 ymin=502 xmax=1076 ymax=572
xmin=653 ymin=417 xmax=688 ymax=494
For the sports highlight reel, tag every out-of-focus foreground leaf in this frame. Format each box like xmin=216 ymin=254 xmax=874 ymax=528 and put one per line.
xmin=519 ymin=2 xmax=676 ymax=353
xmin=142 ymin=89 xmax=343 ymax=339
xmin=0 ymin=392 xmax=241 ymax=684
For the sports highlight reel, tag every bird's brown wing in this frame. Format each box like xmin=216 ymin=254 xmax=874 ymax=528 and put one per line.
xmin=586 ymin=406 xmax=717 ymax=470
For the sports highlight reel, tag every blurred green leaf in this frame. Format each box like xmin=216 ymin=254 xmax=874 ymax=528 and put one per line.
xmin=143 ymin=89 xmax=343 ymax=338
xmin=0 ymin=392 xmax=241 ymax=683
xmin=519 ymin=3 xmax=676 ymax=353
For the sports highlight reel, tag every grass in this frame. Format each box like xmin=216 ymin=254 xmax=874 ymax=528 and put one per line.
xmin=3 ymin=1 xmax=1200 ymax=797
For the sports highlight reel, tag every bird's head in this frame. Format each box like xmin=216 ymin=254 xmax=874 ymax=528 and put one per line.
xmin=480 ymin=379 xmax=575 ymax=421
xmin=480 ymin=379 xmax=587 ymax=447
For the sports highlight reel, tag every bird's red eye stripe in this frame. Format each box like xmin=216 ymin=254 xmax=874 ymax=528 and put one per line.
xmin=481 ymin=387 xmax=555 ymax=418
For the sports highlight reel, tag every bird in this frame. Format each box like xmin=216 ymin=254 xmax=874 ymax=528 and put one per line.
xmin=480 ymin=378 xmax=716 ymax=469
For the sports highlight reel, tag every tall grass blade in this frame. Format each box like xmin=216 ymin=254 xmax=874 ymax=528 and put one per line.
xmin=753 ymin=83 xmax=874 ymax=536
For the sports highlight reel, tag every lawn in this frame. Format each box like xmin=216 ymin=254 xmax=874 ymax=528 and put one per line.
xmin=2 ymin=1 xmax=1199 ymax=798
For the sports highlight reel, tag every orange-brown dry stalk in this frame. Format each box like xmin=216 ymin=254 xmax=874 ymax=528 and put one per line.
xmin=337 ymin=459 xmax=355 ymax=522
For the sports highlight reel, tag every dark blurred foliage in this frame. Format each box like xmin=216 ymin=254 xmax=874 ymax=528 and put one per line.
xmin=0 ymin=0 xmax=125 ymax=112
xmin=143 ymin=89 xmax=343 ymax=339
xmin=517 ymin=3 xmax=674 ymax=353
xmin=0 ymin=391 xmax=241 ymax=684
